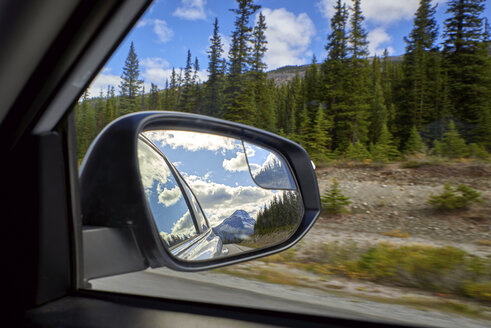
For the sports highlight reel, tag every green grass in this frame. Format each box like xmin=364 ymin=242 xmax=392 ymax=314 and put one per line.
xmin=255 ymin=242 xmax=491 ymax=303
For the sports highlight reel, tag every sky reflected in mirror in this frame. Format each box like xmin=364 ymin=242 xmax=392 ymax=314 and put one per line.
xmin=142 ymin=130 xmax=296 ymax=229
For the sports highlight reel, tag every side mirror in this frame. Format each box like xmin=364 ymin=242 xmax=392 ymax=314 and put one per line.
xmin=80 ymin=112 xmax=320 ymax=277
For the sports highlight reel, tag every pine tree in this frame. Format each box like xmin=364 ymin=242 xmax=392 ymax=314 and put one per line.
xmin=312 ymin=105 xmax=332 ymax=161
xmin=369 ymin=56 xmax=388 ymax=144
xmin=180 ymin=50 xmax=197 ymax=113
xmin=395 ymin=0 xmax=440 ymax=146
xmin=168 ymin=68 xmax=180 ymax=111
xmin=228 ymin=0 xmax=260 ymax=77
xmin=148 ymin=83 xmax=161 ymax=110
xmin=321 ymin=178 xmax=351 ymax=214
xmin=303 ymin=56 xmax=321 ymax=124
xmin=371 ymin=123 xmax=400 ymax=162
xmin=405 ymin=126 xmax=425 ymax=154
xmin=433 ymin=121 xmax=468 ymax=158
xmin=251 ymin=12 xmax=267 ymax=75
xmin=224 ymin=0 xmax=261 ymax=124
xmin=119 ymin=42 xmax=143 ymax=114
xmin=343 ymin=0 xmax=370 ymax=147
xmin=443 ymin=0 xmax=490 ymax=145
xmin=344 ymin=141 xmax=371 ymax=161
xmin=322 ymin=0 xmax=349 ymax=150
xmin=105 ymin=86 xmax=117 ymax=124
xmin=348 ymin=0 xmax=369 ymax=60
xmin=205 ymin=18 xmax=225 ymax=117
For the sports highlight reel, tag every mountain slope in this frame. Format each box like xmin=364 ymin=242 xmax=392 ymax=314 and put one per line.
xmin=212 ymin=210 xmax=255 ymax=244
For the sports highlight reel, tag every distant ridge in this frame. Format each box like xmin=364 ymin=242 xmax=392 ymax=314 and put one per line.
xmin=266 ymin=55 xmax=404 ymax=85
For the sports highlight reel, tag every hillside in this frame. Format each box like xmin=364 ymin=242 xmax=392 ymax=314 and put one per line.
xmin=266 ymin=55 xmax=404 ymax=85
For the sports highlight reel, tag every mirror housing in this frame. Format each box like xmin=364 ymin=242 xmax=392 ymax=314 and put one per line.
xmin=80 ymin=112 xmax=320 ymax=276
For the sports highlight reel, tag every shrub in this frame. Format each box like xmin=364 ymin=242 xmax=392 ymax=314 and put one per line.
xmin=344 ymin=142 xmax=371 ymax=161
xmin=353 ymin=244 xmax=490 ymax=294
xmin=321 ymin=178 xmax=351 ymax=214
xmin=404 ymin=126 xmax=425 ymax=155
xmin=381 ymin=229 xmax=410 ymax=238
xmin=463 ymin=282 xmax=491 ymax=302
xmin=467 ymin=143 xmax=489 ymax=160
xmin=428 ymin=183 xmax=482 ymax=210
xmin=433 ymin=121 xmax=468 ymax=158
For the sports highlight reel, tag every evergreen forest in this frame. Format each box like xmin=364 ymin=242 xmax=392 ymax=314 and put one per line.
xmin=76 ymin=0 xmax=491 ymax=164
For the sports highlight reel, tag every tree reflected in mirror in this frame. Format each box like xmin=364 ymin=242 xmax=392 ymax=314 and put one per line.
xmin=138 ymin=130 xmax=304 ymax=262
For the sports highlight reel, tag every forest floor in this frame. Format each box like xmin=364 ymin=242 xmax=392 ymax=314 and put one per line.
xmin=215 ymin=161 xmax=491 ymax=321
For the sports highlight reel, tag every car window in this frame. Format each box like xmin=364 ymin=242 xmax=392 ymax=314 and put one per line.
xmin=79 ymin=1 xmax=491 ymax=327
xmin=137 ymin=138 xmax=198 ymax=247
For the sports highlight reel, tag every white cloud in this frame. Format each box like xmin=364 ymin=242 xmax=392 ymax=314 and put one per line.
xmin=260 ymin=8 xmax=316 ymax=70
xmin=158 ymin=186 xmax=183 ymax=207
xmin=316 ymin=0 xmax=421 ymax=24
xmin=368 ymin=28 xmax=393 ymax=56
xmin=141 ymin=57 xmax=170 ymax=69
xmin=136 ymin=19 xmax=175 ymax=43
xmin=222 ymin=152 xmax=248 ymax=172
xmin=143 ymin=130 xmax=240 ymax=153
xmin=171 ymin=210 xmax=195 ymax=236
xmin=137 ymin=140 xmax=172 ymax=191
xmin=153 ymin=19 xmax=174 ymax=43
xmin=183 ymin=174 xmax=276 ymax=227
xmin=219 ymin=33 xmax=231 ymax=56
xmin=87 ymin=67 xmax=120 ymax=97
xmin=316 ymin=0 xmax=444 ymax=56
xmin=173 ymin=0 xmax=207 ymax=20
xmin=140 ymin=57 xmax=174 ymax=88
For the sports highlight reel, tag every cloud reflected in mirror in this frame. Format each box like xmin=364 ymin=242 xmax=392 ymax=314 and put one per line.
xmin=138 ymin=130 xmax=304 ymax=262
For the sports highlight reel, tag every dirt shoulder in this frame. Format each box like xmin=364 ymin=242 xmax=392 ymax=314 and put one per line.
xmin=314 ymin=162 xmax=491 ymax=245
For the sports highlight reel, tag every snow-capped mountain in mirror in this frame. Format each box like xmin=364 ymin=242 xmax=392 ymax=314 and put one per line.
xmin=212 ymin=210 xmax=255 ymax=244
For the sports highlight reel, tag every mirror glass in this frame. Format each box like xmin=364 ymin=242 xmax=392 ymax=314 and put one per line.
xmin=244 ymin=142 xmax=296 ymax=189
xmin=137 ymin=130 xmax=304 ymax=262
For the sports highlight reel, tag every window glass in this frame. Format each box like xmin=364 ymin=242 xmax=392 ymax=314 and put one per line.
xmin=179 ymin=175 xmax=209 ymax=232
xmin=137 ymin=139 xmax=197 ymax=247
xmin=81 ymin=1 xmax=491 ymax=327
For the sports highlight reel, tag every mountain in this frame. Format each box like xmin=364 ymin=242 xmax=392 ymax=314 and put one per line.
xmin=212 ymin=210 xmax=255 ymax=244
xmin=266 ymin=55 xmax=404 ymax=85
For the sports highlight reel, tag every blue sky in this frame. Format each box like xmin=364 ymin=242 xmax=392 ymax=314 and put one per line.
xmin=88 ymin=0 xmax=490 ymax=95
xmin=142 ymin=130 xmax=291 ymax=226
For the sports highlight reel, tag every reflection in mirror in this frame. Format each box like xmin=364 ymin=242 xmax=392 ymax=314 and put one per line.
xmin=138 ymin=130 xmax=304 ymax=262
xmin=244 ymin=142 xmax=296 ymax=189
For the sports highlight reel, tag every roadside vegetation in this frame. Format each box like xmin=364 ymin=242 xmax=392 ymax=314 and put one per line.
xmin=222 ymin=241 xmax=491 ymax=304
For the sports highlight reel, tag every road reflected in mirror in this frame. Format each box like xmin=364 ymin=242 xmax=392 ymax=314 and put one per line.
xmin=138 ymin=130 xmax=304 ymax=262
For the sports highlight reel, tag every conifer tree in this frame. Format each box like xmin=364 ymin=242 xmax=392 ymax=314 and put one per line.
xmin=148 ymin=83 xmax=160 ymax=110
xmin=251 ymin=12 xmax=267 ymax=75
xmin=228 ymin=0 xmax=260 ymax=77
xmin=205 ymin=18 xmax=225 ymax=117
xmin=344 ymin=141 xmax=371 ymax=161
xmin=119 ymin=42 xmax=143 ymax=114
xmin=180 ymin=50 xmax=195 ymax=112
xmin=369 ymin=56 xmax=388 ymax=144
xmin=433 ymin=121 xmax=468 ymax=158
xmin=224 ymin=0 xmax=260 ymax=124
xmin=105 ymin=86 xmax=117 ymax=124
xmin=321 ymin=178 xmax=351 ymax=214
xmin=371 ymin=123 xmax=400 ymax=162
xmin=395 ymin=0 xmax=439 ymax=146
xmin=343 ymin=0 xmax=370 ymax=148
xmin=303 ymin=56 xmax=321 ymax=124
xmin=405 ymin=126 xmax=425 ymax=154
xmin=312 ymin=105 xmax=332 ymax=160
xmin=168 ymin=68 xmax=180 ymax=111
xmin=322 ymin=0 xmax=349 ymax=150
xmin=443 ymin=0 xmax=490 ymax=145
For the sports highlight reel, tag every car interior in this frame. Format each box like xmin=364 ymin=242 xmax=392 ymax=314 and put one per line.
xmin=1 ymin=1 xmax=484 ymax=327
